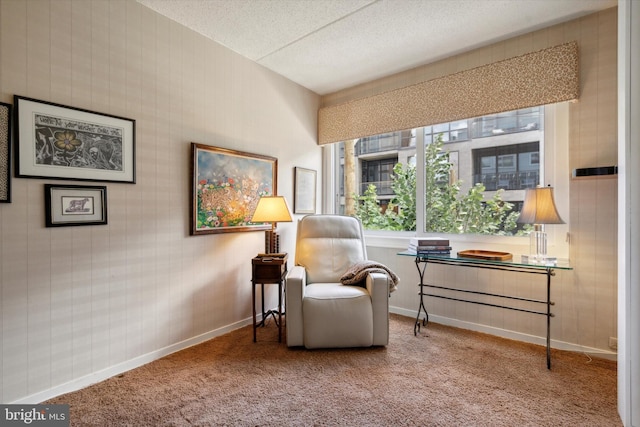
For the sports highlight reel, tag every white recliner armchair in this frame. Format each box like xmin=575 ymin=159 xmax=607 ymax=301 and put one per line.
xmin=286 ymin=215 xmax=390 ymax=348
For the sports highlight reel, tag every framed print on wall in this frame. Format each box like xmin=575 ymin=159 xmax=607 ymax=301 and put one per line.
xmin=14 ymin=95 xmax=136 ymax=183
xmin=294 ymin=167 xmax=317 ymax=214
xmin=0 ymin=102 xmax=11 ymax=203
xmin=45 ymin=184 xmax=108 ymax=227
xmin=191 ymin=143 xmax=277 ymax=235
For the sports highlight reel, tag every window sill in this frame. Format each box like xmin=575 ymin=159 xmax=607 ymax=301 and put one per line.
xmin=363 ymin=230 xmax=544 ymax=257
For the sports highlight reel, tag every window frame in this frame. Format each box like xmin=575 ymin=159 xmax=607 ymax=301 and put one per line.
xmin=324 ymin=103 xmax=570 ymax=258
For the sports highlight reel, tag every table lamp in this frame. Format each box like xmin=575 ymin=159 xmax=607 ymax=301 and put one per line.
xmin=251 ymin=196 xmax=293 ymax=253
xmin=517 ymin=186 xmax=565 ymax=264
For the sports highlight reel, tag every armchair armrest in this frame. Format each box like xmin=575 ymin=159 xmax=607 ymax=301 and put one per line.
xmin=366 ymin=272 xmax=390 ymax=346
xmin=285 ymin=265 xmax=306 ymax=347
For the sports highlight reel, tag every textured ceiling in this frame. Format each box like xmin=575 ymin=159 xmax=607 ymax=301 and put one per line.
xmin=136 ymin=0 xmax=617 ymax=95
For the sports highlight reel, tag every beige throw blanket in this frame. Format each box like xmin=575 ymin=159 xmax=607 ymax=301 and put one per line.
xmin=340 ymin=260 xmax=399 ymax=293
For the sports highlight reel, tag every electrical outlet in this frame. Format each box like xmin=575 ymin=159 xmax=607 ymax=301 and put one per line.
xmin=609 ymin=337 xmax=618 ymax=350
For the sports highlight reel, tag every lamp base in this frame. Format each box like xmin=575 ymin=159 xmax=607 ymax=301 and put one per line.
xmin=525 ymin=255 xmax=558 ymax=266
xmin=264 ymin=230 xmax=280 ymax=254
xmin=527 ymin=225 xmax=558 ymax=265
xmin=529 ymin=227 xmax=549 ymax=264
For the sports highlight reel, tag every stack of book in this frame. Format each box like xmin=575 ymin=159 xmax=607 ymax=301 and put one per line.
xmin=407 ymin=237 xmax=451 ymax=256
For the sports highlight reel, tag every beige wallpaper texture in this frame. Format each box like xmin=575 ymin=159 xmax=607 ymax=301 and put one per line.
xmin=0 ymin=0 xmax=320 ymax=403
xmin=0 ymin=0 xmax=618 ymax=405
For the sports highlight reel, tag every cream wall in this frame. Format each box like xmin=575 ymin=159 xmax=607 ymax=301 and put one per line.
xmin=0 ymin=0 xmax=321 ymax=403
xmin=333 ymin=9 xmax=618 ymax=357
xmin=0 ymin=0 xmax=619 ymax=405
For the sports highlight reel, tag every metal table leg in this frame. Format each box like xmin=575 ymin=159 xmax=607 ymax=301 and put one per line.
xmin=414 ymin=257 xmax=429 ymax=335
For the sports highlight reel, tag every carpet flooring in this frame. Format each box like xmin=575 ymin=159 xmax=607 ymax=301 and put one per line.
xmin=47 ymin=314 xmax=620 ymax=426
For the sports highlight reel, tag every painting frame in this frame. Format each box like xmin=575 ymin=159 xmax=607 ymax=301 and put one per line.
xmin=14 ymin=95 xmax=136 ymax=183
xmin=191 ymin=143 xmax=277 ymax=235
xmin=44 ymin=184 xmax=108 ymax=227
xmin=294 ymin=167 xmax=317 ymax=214
xmin=0 ymin=102 xmax=11 ymax=203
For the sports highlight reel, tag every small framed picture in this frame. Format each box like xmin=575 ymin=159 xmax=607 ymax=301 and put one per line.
xmin=45 ymin=184 xmax=108 ymax=227
xmin=294 ymin=167 xmax=317 ymax=214
xmin=15 ymin=95 xmax=136 ymax=183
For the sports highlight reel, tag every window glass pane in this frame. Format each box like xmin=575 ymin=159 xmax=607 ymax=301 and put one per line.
xmin=472 ymin=116 xmax=497 ymax=137
xmin=451 ymin=120 xmax=468 ymax=130
xmin=481 ymin=156 xmax=496 ymax=173
xmin=400 ymin=130 xmax=416 ymax=147
xmin=335 ymin=107 xmax=544 ymax=236
xmin=519 ymin=152 xmax=539 ymax=171
xmin=497 ymin=115 xmax=518 ymax=133
xmin=451 ymin=128 xmax=468 ymax=141
xmin=518 ymin=111 xmax=540 ymax=130
xmin=433 ymin=123 xmax=449 ymax=133
xmin=471 ymin=107 xmax=542 ymax=138
xmin=498 ymin=154 xmax=516 ymax=172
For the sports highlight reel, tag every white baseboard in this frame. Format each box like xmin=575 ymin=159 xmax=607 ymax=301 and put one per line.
xmin=10 ymin=317 xmax=254 ymax=404
xmin=390 ymin=306 xmax=617 ymax=361
xmin=14 ymin=308 xmax=616 ymax=404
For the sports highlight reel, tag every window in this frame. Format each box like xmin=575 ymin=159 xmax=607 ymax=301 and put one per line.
xmin=425 ymin=120 xmax=469 ymax=143
xmin=333 ymin=106 xmax=562 ymax=237
xmin=473 ymin=142 xmax=540 ymax=191
xmin=471 ymin=107 xmax=540 ymax=137
xmin=357 ymin=133 xmax=400 ymax=155
xmin=361 ymin=158 xmax=397 ymax=196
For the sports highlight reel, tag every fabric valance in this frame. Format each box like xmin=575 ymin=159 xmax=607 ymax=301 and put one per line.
xmin=317 ymin=41 xmax=579 ymax=145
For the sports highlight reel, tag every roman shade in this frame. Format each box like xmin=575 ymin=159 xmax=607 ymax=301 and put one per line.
xmin=317 ymin=41 xmax=579 ymax=145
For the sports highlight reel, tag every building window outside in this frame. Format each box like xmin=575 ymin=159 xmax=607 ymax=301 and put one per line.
xmin=425 ymin=119 xmax=469 ymax=143
xmin=361 ymin=158 xmax=398 ymax=196
xmin=358 ymin=133 xmax=400 ymax=155
xmin=473 ymin=142 xmax=540 ymax=191
xmin=401 ymin=129 xmax=417 ymax=148
xmin=471 ymin=107 xmax=540 ymax=137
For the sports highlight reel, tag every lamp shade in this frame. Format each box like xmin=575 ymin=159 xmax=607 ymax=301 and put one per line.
xmin=251 ymin=196 xmax=293 ymax=223
xmin=517 ymin=187 xmax=565 ymax=225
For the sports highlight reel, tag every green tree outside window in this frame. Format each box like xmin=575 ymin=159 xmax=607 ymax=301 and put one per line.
xmin=354 ymin=136 xmax=529 ymax=236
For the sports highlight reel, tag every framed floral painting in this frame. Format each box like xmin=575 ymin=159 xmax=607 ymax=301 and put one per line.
xmin=191 ymin=143 xmax=277 ymax=235
xmin=14 ymin=95 xmax=135 ymax=183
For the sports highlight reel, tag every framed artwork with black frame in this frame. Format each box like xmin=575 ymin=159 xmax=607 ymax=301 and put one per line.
xmin=294 ymin=167 xmax=317 ymax=214
xmin=14 ymin=95 xmax=136 ymax=183
xmin=45 ymin=184 xmax=108 ymax=227
xmin=191 ymin=143 xmax=277 ymax=235
xmin=0 ymin=102 xmax=11 ymax=203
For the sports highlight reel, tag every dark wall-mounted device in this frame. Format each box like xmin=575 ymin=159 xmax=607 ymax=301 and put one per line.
xmin=572 ymin=166 xmax=618 ymax=178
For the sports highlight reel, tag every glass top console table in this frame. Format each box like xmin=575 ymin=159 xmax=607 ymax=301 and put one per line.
xmin=397 ymin=251 xmax=572 ymax=369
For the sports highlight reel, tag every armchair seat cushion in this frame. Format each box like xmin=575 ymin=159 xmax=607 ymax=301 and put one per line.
xmin=304 ymin=282 xmax=368 ymax=299
xmin=302 ymin=283 xmax=373 ymax=349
